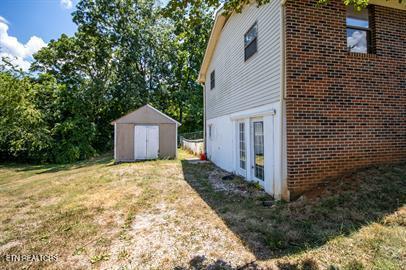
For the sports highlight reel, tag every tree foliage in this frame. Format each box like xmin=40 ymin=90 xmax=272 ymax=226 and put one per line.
xmin=1 ymin=0 xmax=212 ymax=163
xmin=0 ymin=67 xmax=51 ymax=162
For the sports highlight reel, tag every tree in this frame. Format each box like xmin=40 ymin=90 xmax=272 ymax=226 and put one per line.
xmin=162 ymin=1 xmax=214 ymax=132
xmin=27 ymin=0 xmax=213 ymax=162
xmin=0 ymin=62 xmax=51 ymax=162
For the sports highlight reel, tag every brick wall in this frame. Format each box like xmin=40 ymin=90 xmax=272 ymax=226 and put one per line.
xmin=285 ymin=0 xmax=406 ymax=198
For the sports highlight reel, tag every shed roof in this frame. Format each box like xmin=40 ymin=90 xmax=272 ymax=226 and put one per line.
xmin=111 ymin=104 xmax=181 ymax=126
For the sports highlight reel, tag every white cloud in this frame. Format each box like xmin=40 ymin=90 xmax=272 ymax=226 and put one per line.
xmin=0 ymin=17 xmax=46 ymax=71
xmin=347 ymin=30 xmax=367 ymax=53
xmin=60 ymin=0 xmax=73 ymax=9
xmin=0 ymin=16 xmax=9 ymax=25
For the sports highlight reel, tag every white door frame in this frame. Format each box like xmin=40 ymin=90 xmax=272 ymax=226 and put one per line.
xmin=230 ymin=104 xmax=279 ymax=197
xmin=251 ymin=117 xmax=265 ymax=186
xmin=235 ymin=120 xmax=247 ymax=177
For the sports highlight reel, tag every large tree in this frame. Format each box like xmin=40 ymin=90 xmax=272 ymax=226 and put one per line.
xmin=9 ymin=0 xmax=213 ymax=163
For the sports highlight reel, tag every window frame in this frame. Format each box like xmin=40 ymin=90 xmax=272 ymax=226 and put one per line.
xmin=210 ymin=70 xmax=215 ymax=90
xmin=244 ymin=22 xmax=258 ymax=61
xmin=208 ymin=124 xmax=213 ymax=140
xmin=346 ymin=7 xmax=373 ymax=54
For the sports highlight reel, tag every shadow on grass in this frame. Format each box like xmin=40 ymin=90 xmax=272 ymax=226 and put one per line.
xmin=1 ymin=153 xmax=113 ymax=174
xmin=174 ymin=255 xmax=261 ymax=270
xmin=180 ymin=160 xmax=405 ymax=261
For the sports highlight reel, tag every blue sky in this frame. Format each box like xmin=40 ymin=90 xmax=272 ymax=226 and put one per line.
xmin=1 ymin=0 xmax=77 ymax=43
xmin=0 ymin=0 xmax=77 ymax=71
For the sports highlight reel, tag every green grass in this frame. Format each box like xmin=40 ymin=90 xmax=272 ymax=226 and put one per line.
xmin=0 ymin=151 xmax=405 ymax=269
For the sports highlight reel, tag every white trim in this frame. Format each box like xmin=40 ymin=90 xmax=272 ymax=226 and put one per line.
xmin=235 ymin=121 xmax=248 ymax=177
xmin=203 ymin=84 xmax=207 ymax=155
xmin=251 ymin=117 xmax=266 ymax=185
xmin=230 ymin=104 xmax=276 ymax=121
xmin=175 ymin=123 xmax=178 ymax=158
xmin=114 ymin=123 xmax=117 ymax=160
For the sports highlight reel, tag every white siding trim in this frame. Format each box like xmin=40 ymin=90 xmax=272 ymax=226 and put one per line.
xmin=175 ymin=123 xmax=178 ymax=158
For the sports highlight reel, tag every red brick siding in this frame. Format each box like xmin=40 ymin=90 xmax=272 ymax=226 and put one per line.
xmin=285 ymin=0 xmax=406 ymax=198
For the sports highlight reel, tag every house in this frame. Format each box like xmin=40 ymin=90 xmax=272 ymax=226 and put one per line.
xmin=198 ymin=0 xmax=405 ymax=200
xmin=111 ymin=104 xmax=180 ymax=162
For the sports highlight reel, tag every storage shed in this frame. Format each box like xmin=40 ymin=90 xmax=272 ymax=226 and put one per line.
xmin=111 ymin=104 xmax=180 ymax=162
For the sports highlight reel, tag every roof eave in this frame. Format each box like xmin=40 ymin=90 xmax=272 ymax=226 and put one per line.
xmin=369 ymin=0 xmax=406 ymax=10
xmin=198 ymin=2 xmax=289 ymax=84
xmin=198 ymin=7 xmax=228 ymax=84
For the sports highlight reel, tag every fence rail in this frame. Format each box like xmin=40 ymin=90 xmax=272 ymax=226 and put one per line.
xmin=178 ymin=131 xmax=203 ymax=141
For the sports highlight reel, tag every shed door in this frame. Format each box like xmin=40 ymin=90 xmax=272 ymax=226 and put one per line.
xmin=134 ymin=125 xmax=159 ymax=160
xmin=146 ymin=126 xmax=159 ymax=159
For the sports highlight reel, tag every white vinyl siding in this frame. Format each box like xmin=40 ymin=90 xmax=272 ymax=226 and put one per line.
xmin=205 ymin=1 xmax=282 ymax=120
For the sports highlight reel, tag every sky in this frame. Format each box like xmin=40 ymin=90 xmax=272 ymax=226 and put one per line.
xmin=0 ymin=0 xmax=78 ymax=71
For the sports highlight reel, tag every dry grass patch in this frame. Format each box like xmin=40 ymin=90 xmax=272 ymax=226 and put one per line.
xmin=0 ymin=151 xmax=405 ymax=270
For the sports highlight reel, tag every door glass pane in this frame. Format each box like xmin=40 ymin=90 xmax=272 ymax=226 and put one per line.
xmin=239 ymin=122 xmax=246 ymax=170
xmin=253 ymin=121 xmax=264 ymax=180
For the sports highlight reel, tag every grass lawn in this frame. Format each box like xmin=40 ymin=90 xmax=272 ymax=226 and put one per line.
xmin=0 ymin=150 xmax=405 ymax=269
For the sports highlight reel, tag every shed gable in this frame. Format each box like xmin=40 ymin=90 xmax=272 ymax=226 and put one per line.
xmin=112 ymin=105 xmax=179 ymax=125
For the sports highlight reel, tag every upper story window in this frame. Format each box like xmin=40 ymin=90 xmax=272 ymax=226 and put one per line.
xmin=346 ymin=7 xmax=373 ymax=53
xmin=244 ymin=22 xmax=258 ymax=61
xmin=210 ymin=70 xmax=215 ymax=89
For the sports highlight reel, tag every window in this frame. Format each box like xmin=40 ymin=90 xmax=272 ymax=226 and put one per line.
xmin=208 ymin=124 xmax=213 ymax=140
xmin=346 ymin=7 xmax=373 ymax=53
xmin=244 ymin=22 xmax=258 ymax=61
xmin=210 ymin=70 xmax=215 ymax=89
xmin=239 ymin=122 xmax=246 ymax=170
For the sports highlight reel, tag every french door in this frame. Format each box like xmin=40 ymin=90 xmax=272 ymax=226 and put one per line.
xmin=252 ymin=119 xmax=264 ymax=182
xmin=237 ymin=121 xmax=247 ymax=177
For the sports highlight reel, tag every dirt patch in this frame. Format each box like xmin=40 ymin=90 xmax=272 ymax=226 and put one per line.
xmin=101 ymin=202 xmax=255 ymax=269
xmin=208 ymin=167 xmax=269 ymax=199
xmin=0 ymin=240 xmax=23 ymax=253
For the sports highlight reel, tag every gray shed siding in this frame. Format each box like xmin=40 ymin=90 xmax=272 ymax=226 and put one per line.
xmin=116 ymin=124 xmax=134 ymax=161
xmin=114 ymin=105 xmax=178 ymax=161
xmin=205 ymin=1 xmax=282 ymax=120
